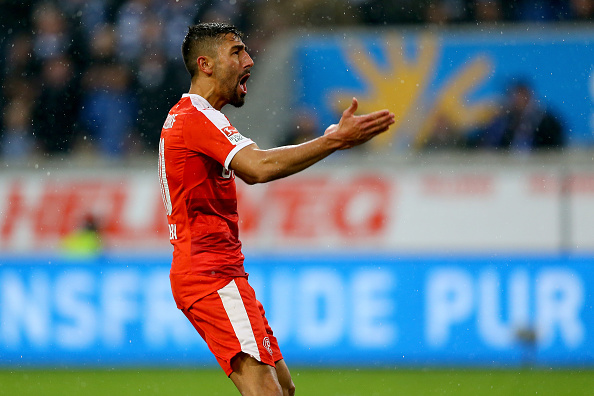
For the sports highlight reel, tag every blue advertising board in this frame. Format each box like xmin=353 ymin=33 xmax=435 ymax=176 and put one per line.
xmin=293 ymin=28 xmax=594 ymax=148
xmin=0 ymin=253 xmax=593 ymax=367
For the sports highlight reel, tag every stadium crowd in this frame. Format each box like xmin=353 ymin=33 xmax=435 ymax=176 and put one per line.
xmin=0 ymin=0 xmax=591 ymax=159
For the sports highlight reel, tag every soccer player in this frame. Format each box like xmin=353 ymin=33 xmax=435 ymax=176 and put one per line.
xmin=158 ymin=23 xmax=395 ymax=396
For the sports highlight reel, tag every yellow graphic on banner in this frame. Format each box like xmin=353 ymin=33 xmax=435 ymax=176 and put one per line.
xmin=332 ymin=34 xmax=497 ymax=150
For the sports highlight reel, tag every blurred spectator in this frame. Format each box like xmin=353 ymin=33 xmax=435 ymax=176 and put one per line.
xmin=134 ymin=50 xmax=180 ymax=152
xmin=421 ymin=113 xmax=466 ymax=150
xmin=2 ymin=75 xmax=38 ymax=107
xmin=425 ymin=0 xmax=467 ymax=24
xmin=239 ymin=2 xmax=292 ymax=57
xmin=473 ymin=0 xmax=504 ymax=22
xmin=87 ymin=22 xmax=118 ymax=60
xmin=79 ymin=25 xmax=136 ymax=156
xmin=508 ymin=0 xmax=564 ymax=21
xmin=568 ymin=0 xmax=594 ymax=20
xmin=115 ymin=0 xmax=162 ymax=62
xmin=61 ymin=214 xmax=103 ymax=258
xmin=2 ymin=33 xmax=39 ymax=79
xmin=156 ymin=0 xmax=200 ymax=61
xmin=57 ymin=0 xmax=111 ymax=37
xmin=197 ymin=0 xmax=246 ymax=27
xmin=1 ymin=33 xmax=40 ymax=139
xmin=1 ymin=99 xmax=36 ymax=159
xmin=139 ymin=13 xmax=166 ymax=57
xmin=31 ymin=2 xmax=74 ymax=60
xmin=282 ymin=0 xmax=363 ymax=26
xmin=466 ymin=80 xmax=565 ymax=151
xmin=32 ymin=55 xmax=81 ymax=154
xmin=278 ymin=109 xmax=320 ymax=147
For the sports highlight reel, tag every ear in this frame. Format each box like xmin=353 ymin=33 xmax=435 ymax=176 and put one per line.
xmin=197 ymin=56 xmax=214 ymax=76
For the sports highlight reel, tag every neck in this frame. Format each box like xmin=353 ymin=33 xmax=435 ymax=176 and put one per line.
xmin=188 ymin=79 xmax=225 ymax=110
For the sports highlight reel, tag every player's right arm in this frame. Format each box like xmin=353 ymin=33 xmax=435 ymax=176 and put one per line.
xmin=230 ymin=98 xmax=395 ymax=185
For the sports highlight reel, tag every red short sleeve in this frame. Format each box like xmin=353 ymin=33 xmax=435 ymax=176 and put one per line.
xmin=183 ymin=109 xmax=253 ymax=169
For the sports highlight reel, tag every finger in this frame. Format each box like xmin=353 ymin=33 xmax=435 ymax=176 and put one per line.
xmin=361 ymin=109 xmax=393 ymax=121
xmin=357 ymin=112 xmax=393 ymax=130
xmin=362 ymin=120 xmax=394 ymax=137
xmin=361 ymin=113 xmax=395 ymax=130
xmin=343 ymin=97 xmax=358 ymax=117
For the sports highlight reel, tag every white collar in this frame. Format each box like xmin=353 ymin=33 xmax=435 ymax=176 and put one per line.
xmin=182 ymin=93 xmax=214 ymax=110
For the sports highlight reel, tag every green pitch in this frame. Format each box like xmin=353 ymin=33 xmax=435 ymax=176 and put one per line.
xmin=1 ymin=367 xmax=593 ymax=396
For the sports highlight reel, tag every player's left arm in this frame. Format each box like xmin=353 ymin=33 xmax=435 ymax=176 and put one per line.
xmin=230 ymin=137 xmax=335 ymax=185
xmin=230 ymin=98 xmax=394 ymax=185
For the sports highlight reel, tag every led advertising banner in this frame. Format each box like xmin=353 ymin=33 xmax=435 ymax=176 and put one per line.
xmin=1 ymin=254 xmax=592 ymax=367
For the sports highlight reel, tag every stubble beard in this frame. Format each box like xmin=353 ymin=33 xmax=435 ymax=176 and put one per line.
xmin=229 ymin=90 xmax=246 ymax=108
xmin=219 ymin=67 xmax=246 ymax=108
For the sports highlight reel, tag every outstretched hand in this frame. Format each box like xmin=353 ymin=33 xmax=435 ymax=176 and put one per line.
xmin=324 ymin=98 xmax=395 ymax=150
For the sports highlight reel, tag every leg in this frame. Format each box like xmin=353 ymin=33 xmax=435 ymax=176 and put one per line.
xmin=179 ymin=278 xmax=286 ymax=394
xmin=275 ymin=359 xmax=296 ymax=396
xmin=229 ymin=352 xmax=283 ymax=396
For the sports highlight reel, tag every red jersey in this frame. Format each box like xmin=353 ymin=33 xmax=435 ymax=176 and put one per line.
xmin=158 ymin=94 xmax=254 ymax=309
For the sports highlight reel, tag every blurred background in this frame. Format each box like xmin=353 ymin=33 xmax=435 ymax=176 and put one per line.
xmin=1 ymin=0 xmax=593 ymax=373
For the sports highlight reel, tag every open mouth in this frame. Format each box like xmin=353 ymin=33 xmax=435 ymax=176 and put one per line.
xmin=239 ymin=73 xmax=250 ymax=95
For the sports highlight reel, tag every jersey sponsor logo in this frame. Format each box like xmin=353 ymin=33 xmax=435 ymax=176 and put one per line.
xmin=163 ymin=114 xmax=177 ymax=129
xmin=222 ymin=126 xmax=246 ymax=145
xmin=262 ymin=336 xmax=273 ymax=356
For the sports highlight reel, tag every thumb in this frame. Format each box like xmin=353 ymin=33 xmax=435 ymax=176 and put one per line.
xmin=343 ymin=97 xmax=358 ymax=117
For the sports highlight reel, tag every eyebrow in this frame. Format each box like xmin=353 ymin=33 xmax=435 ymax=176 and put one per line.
xmin=230 ymin=43 xmax=247 ymax=52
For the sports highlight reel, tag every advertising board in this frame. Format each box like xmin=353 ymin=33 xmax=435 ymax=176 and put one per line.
xmin=1 ymin=254 xmax=592 ymax=367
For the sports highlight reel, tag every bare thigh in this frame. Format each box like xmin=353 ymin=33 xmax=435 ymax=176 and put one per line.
xmin=229 ymin=352 xmax=282 ymax=396
xmin=275 ymin=359 xmax=296 ymax=396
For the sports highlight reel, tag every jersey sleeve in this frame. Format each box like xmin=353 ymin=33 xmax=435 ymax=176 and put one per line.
xmin=183 ymin=109 xmax=253 ymax=169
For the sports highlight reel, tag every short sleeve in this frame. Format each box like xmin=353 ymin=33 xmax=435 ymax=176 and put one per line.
xmin=183 ymin=109 xmax=253 ymax=169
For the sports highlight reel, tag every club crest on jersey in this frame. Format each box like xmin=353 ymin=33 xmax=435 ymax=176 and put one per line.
xmin=222 ymin=125 xmax=245 ymax=144
xmin=262 ymin=337 xmax=273 ymax=356
xmin=163 ymin=113 xmax=177 ymax=129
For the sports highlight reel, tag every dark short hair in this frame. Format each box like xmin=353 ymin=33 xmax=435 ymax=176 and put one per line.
xmin=182 ymin=23 xmax=244 ymax=78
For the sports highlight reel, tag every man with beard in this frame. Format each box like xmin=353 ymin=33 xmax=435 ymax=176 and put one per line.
xmin=158 ymin=23 xmax=395 ymax=396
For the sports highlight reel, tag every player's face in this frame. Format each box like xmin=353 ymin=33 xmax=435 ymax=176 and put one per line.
xmin=215 ymin=34 xmax=253 ymax=108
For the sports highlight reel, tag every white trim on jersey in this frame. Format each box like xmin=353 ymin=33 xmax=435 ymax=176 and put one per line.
xmin=185 ymin=93 xmax=253 ymax=142
xmin=217 ymin=280 xmax=261 ymax=362
xmin=183 ymin=93 xmax=254 ymax=170
xmin=158 ymin=138 xmax=172 ymax=216
xmin=187 ymin=94 xmax=230 ymax=131
xmin=184 ymin=93 xmax=213 ymax=111
xmin=225 ymin=140 xmax=255 ymax=170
